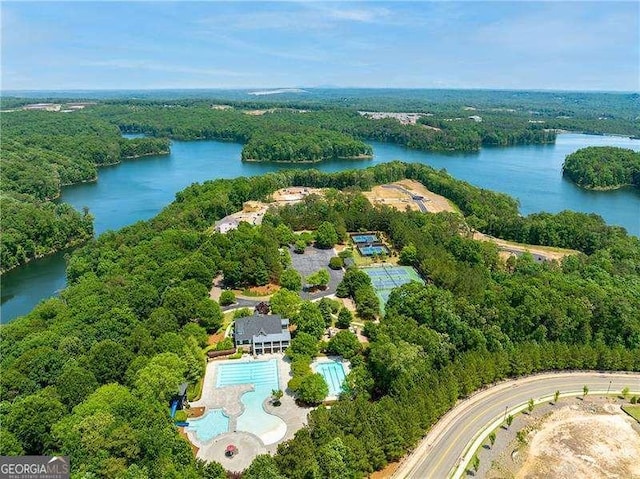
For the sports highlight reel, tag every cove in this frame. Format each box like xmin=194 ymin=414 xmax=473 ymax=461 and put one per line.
xmin=1 ymin=134 xmax=638 ymax=323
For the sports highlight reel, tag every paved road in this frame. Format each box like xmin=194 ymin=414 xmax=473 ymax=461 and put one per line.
xmin=394 ymin=371 xmax=640 ymax=479
xmin=382 ymin=184 xmax=429 ymax=212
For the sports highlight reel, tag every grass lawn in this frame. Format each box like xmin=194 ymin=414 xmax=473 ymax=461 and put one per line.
xmin=353 ymin=252 xmax=399 ymax=267
xmin=222 ymin=311 xmax=235 ymax=326
xmin=187 ymin=376 xmax=204 ymax=402
xmin=622 ymin=405 xmax=640 ymax=422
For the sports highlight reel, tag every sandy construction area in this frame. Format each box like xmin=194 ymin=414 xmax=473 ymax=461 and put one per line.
xmin=515 ymin=404 xmax=640 ymax=479
xmin=363 ymin=180 xmax=457 ymax=214
xmin=473 ymin=231 xmax=578 ymax=262
xmin=270 ymin=187 xmax=325 ymax=204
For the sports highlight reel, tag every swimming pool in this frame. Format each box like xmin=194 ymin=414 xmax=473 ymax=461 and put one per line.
xmin=186 ymin=409 xmax=229 ymax=442
xmin=216 ymin=359 xmax=287 ymax=445
xmin=314 ymin=359 xmax=347 ymax=398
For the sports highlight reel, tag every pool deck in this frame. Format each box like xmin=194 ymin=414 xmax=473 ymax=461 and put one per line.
xmin=187 ymin=354 xmax=309 ymax=472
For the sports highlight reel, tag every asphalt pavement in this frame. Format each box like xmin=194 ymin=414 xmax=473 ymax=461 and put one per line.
xmin=394 ymin=371 xmax=640 ymax=479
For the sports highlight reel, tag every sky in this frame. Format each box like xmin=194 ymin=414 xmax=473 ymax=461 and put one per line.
xmin=2 ymin=1 xmax=639 ymax=91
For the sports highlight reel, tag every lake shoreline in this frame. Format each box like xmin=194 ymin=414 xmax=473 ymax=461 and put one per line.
xmin=2 ymin=133 xmax=639 ymax=323
xmin=0 ymin=237 xmax=86 ymax=276
xmin=569 ymin=182 xmax=637 ymax=191
xmin=242 ymin=154 xmax=373 ymax=163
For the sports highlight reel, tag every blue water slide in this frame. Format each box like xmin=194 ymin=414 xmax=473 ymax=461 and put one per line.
xmin=170 ymin=399 xmax=179 ymax=418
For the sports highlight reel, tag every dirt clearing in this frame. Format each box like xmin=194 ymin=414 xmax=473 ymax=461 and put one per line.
xmin=473 ymin=231 xmax=578 ymax=262
xmin=498 ymin=402 xmax=640 ymax=479
xmin=363 ymin=180 xmax=457 ymax=214
xmin=270 ymin=186 xmax=325 ymax=204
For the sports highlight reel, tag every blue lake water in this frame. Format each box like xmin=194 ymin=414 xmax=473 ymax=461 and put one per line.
xmin=1 ymin=133 xmax=639 ymax=322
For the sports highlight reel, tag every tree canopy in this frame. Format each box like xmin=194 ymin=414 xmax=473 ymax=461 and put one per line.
xmin=563 ymin=146 xmax=640 ymax=190
xmin=1 ymin=160 xmax=639 ymax=478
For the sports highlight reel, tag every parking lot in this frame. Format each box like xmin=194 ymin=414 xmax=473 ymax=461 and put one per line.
xmin=288 ymin=246 xmax=344 ymax=300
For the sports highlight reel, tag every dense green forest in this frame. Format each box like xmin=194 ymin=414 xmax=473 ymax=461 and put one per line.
xmin=1 ymin=162 xmax=639 ymax=478
xmin=242 ymin=130 xmax=372 ymax=162
xmin=0 ymin=111 xmax=169 ymax=271
xmin=563 ymin=146 xmax=640 ymax=190
xmin=5 ymin=89 xmax=639 ymax=136
xmin=95 ymin=104 xmax=489 ymax=152
xmin=419 ymin=113 xmax=556 ymax=147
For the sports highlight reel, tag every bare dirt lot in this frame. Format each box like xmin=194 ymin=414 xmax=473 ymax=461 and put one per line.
xmin=488 ymin=400 xmax=640 ymax=479
xmin=270 ymin=186 xmax=325 ymax=204
xmin=473 ymin=231 xmax=578 ymax=262
xmin=363 ymin=180 xmax=457 ymax=214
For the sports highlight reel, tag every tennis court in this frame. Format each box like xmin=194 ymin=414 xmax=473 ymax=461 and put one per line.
xmin=362 ymin=265 xmax=424 ymax=311
xmin=351 ymin=234 xmax=379 ymax=244
xmin=358 ymin=245 xmax=390 ymax=256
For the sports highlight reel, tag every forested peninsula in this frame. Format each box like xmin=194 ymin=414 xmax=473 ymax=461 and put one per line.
xmin=1 ymin=162 xmax=639 ymax=478
xmin=563 ymin=146 xmax=640 ymax=190
xmin=241 ymin=130 xmax=373 ymax=163
xmin=0 ymin=110 xmax=169 ymax=272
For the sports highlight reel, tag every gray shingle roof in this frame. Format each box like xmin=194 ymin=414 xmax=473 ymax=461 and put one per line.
xmin=234 ymin=314 xmax=290 ymax=343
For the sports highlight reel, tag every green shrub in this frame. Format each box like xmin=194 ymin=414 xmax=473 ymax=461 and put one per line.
xmin=329 ymin=257 xmax=344 ymax=270
xmin=287 ymin=333 xmax=319 ymax=359
xmin=336 ymin=308 xmax=353 ymax=329
xmin=215 ymin=337 xmax=234 ymax=351
xmin=281 ymin=268 xmax=302 ymax=291
xmin=290 ymin=355 xmax=312 ymax=376
xmin=288 ymin=375 xmax=304 ymax=392
xmin=327 ymin=331 xmax=361 ymax=359
xmin=296 ymin=373 xmax=329 ymax=404
xmin=338 ymin=249 xmax=353 ymax=259
xmin=294 ymin=240 xmax=306 ymax=254
xmin=174 ymin=410 xmax=188 ymax=422
xmin=233 ymin=308 xmax=252 ymax=319
xmin=299 ymin=231 xmax=315 ymax=245
xmin=219 ymin=290 xmax=236 ymax=306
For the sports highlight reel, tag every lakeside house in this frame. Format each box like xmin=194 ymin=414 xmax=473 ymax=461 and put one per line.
xmin=234 ymin=314 xmax=291 ymax=355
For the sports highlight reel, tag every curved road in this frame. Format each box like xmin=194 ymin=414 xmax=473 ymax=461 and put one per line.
xmin=393 ymin=372 xmax=640 ymax=479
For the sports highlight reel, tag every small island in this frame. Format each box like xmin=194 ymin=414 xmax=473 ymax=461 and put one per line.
xmin=241 ymin=130 xmax=373 ymax=163
xmin=563 ymin=146 xmax=640 ymax=190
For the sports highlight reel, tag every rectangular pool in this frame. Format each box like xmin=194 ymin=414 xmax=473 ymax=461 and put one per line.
xmin=314 ymin=359 xmax=347 ymax=398
xmin=216 ymin=359 xmax=279 ymax=389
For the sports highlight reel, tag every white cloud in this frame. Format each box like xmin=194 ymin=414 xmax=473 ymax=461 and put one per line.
xmin=324 ymin=6 xmax=392 ymax=23
xmin=197 ymin=2 xmax=400 ymax=32
xmin=82 ymin=59 xmax=246 ymax=77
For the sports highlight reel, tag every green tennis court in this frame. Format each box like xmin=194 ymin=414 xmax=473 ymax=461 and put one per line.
xmin=362 ymin=265 xmax=424 ymax=313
